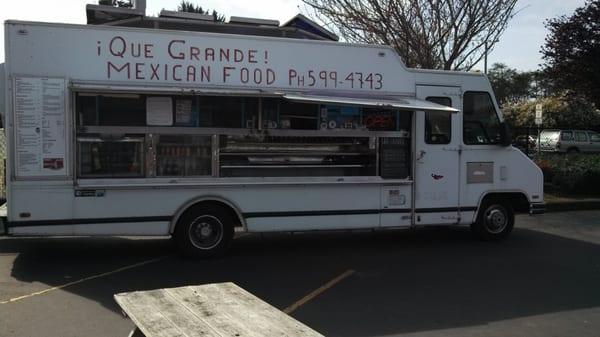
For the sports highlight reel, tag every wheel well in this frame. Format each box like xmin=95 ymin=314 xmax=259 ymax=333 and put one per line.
xmin=479 ymin=192 xmax=529 ymax=214
xmin=171 ymin=200 xmax=244 ymax=234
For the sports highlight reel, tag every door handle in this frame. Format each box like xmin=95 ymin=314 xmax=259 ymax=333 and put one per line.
xmin=416 ymin=150 xmax=426 ymax=161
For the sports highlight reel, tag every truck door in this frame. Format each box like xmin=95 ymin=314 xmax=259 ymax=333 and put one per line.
xmin=414 ymin=85 xmax=461 ymax=224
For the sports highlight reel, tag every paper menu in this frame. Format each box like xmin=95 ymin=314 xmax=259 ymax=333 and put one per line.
xmin=146 ymin=97 xmax=173 ymax=126
xmin=14 ymin=77 xmax=67 ymax=177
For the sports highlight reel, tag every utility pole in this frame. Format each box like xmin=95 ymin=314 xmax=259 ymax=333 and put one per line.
xmin=484 ymin=42 xmax=488 ymax=74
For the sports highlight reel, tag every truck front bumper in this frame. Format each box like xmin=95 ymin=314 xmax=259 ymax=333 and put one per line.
xmin=530 ymin=202 xmax=546 ymax=215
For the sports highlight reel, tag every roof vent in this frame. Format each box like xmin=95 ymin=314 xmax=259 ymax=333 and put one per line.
xmin=229 ymin=16 xmax=279 ymax=27
xmin=134 ymin=0 xmax=146 ymax=13
xmin=159 ymin=10 xmax=214 ymax=22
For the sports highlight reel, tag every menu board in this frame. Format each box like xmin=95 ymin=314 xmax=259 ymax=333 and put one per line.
xmin=379 ymin=137 xmax=409 ymax=179
xmin=147 ymin=97 xmax=173 ymax=126
xmin=14 ymin=77 xmax=67 ymax=177
xmin=175 ymin=99 xmax=193 ymax=125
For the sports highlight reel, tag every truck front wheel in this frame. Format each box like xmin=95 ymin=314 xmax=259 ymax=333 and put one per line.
xmin=471 ymin=201 xmax=514 ymax=241
xmin=174 ymin=204 xmax=234 ymax=258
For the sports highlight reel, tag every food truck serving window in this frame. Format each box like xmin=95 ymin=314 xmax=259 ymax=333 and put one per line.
xmin=75 ymin=92 xmax=413 ymax=180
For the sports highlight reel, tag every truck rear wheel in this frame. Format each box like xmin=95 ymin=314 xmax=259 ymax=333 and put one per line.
xmin=471 ymin=201 xmax=514 ymax=241
xmin=174 ymin=204 xmax=234 ymax=258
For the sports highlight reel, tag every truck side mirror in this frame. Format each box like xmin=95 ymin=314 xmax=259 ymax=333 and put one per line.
xmin=499 ymin=122 xmax=512 ymax=147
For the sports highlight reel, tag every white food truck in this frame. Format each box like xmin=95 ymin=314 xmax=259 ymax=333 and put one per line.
xmin=0 ymin=12 xmax=544 ymax=256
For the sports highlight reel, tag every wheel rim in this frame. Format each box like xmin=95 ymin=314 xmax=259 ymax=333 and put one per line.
xmin=188 ymin=215 xmax=224 ymax=250
xmin=484 ymin=205 xmax=508 ymax=234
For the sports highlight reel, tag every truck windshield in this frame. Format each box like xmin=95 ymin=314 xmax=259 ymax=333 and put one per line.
xmin=463 ymin=92 xmax=501 ymax=145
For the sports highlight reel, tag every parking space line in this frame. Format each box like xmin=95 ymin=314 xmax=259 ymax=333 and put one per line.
xmin=0 ymin=255 xmax=171 ymax=305
xmin=283 ymin=269 xmax=355 ymax=314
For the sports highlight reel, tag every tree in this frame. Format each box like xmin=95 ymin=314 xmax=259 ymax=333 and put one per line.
xmin=541 ymin=0 xmax=600 ymax=108
xmin=177 ymin=1 xmax=225 ymax=22
xmin=98 ymin=0 xmax=133 ymax=7
xmin=487 ymin=63 xmax=537 ymax=106
xmin=503 ymin=93 xmax=600 ymax=128
xmin=302 ymin=0 xmax=518 ymax=70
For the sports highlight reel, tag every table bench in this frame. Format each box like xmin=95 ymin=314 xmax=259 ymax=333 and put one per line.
xmin=114 ymin=282 xmax=324 ymax=337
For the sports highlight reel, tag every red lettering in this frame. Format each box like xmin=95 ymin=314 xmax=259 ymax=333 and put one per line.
xmin=205 ymin=48 xmax=215 ymax=62
xmin=135 ymin=63 xmax=145 ymax=79
xmin=240 ymin=68 xmax=249 ymax=83
xmin=267 ymin=69 xmax=275 ymax=85
xmin=107 ymin=61 xmax=130 ymax=79
xmin=150 ymin=64 xmax=160 ymax=80
xmin=168 ymin=40 xmax=185 ymax=59
xmin=190 ymin=47 xmax=200 ymax=61
xmin=144 ymin=44 xmax=154 ymax=58
xmin=248 ymin=50 xmax=257 ymax=63
xmin=223 ymin=66 xmax=235 ymax=83
xmin=109 ymin=36 xmax=126 ymax=57
xmin=131 ymin=43 xmax=141 ymax=57
xmin=234 ymin=49 xmax=244 ymax=62
xmin=173 ymin=65 xmax=182 ymax=81
xmin=187 ymin=65 xmax=196 ymax=82
xmin=288 ymin=69 xmax=297 ymax=86
xmin=200 ymin=66 xmax=210 ymax=82
xmin=253 ymin=68 xmax=262 ymax=84
xmin=220 ymin=49 xmax=230 ymax=62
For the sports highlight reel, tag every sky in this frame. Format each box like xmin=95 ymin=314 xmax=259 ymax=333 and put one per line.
xmin=0 ymin=0 xmax=586 ymax=71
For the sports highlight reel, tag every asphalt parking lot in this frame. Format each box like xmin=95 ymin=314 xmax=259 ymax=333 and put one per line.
xmin=1 ymin=211 xmax=600 ymax=337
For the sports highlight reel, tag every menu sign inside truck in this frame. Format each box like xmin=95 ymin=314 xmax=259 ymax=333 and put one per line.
xmin=14 ymin=76 xmax=67 ymax=177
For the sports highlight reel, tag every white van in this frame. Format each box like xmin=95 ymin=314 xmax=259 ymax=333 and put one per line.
xmin=540 ymin=129 xmax=600 ymax=153
xmin=0 ymin=18 xmax=544 ymax=257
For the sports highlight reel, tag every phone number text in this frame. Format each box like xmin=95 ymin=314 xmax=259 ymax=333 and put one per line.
xmin=288 ymin=69 xmax=383 ymax=90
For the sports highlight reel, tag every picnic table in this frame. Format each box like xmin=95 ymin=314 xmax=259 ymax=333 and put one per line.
xmin=114 ymin=282 xmax=324 ymax=337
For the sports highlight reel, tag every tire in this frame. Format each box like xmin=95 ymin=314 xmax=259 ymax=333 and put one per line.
xmin=174 ymin=204 xmax=234 ymax=258
xmin=471 ymin=201 xmax=514 ymax=241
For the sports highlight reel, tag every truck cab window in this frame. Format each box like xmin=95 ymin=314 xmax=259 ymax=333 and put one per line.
xmin=425 ymin=97 xmax=452 ymax=144
xmin=463 ymin=92 xmax=501 ymax=145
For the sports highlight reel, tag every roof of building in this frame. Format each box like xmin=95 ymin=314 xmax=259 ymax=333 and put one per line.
xmin=86 ymin=3 xmax=338 ymax=41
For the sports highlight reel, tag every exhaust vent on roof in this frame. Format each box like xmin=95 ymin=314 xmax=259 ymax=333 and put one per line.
xmin=159 ymin=10 xmax=214 ymax=22
xmin=229 ymin=16 xmax=279 ymax=27
xmin=134 ymin=0 xmax=146 ymax=13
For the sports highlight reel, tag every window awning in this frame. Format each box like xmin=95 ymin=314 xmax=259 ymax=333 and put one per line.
xmin=282 ymin=93 xmax=458 ymax=113
xmin=69 ymin=81 xmax=458 ymax=113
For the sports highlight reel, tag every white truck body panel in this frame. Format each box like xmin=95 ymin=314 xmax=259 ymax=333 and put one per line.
xmin=2 ymin=20 xmax=544 ymax=236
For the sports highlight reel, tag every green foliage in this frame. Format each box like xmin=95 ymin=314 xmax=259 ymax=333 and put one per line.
xmin=487 ymin=63 xmax=535 ymax=106
xmin=177 ymin=1 xmax=225 ymax=22
xmin=541 ymin=0 xmax=600 ymax=108
xmin=502 ymin=93 xmax=600 ymax=128
xmin=535 ymin=154 xmax=600 ymax=195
